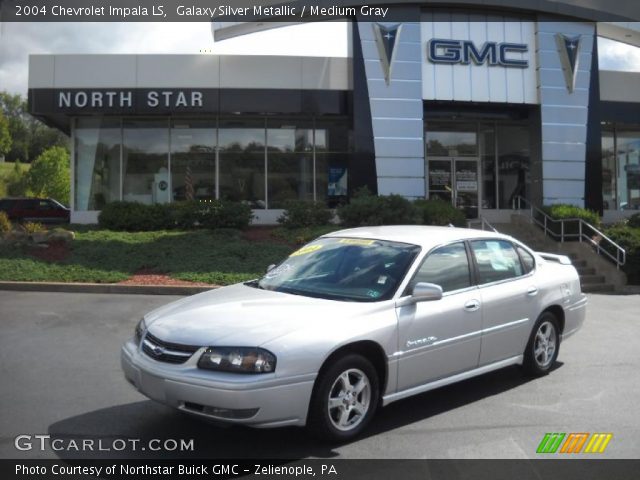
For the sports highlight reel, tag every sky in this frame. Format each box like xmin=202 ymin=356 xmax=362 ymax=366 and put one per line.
xmin=1 ymin=21 xmax=639 ymax=96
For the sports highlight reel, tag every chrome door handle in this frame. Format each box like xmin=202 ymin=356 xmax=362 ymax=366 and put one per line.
xmin=464 ymin=300 xmax=480 ymax=312
xmin=527 ymin=286 xmax=539 ymax=296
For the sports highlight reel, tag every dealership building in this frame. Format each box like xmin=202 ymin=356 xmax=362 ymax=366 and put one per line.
xmin=27 ymin=2 xmax=640 ymax=224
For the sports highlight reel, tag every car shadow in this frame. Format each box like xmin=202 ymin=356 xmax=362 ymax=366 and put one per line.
xmin=47 ymin=362 xmax=563 ymax=460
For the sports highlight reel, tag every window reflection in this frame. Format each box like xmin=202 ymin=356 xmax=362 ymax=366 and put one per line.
xmin=602 ymin=126 xmax=640 ymax=210
xmin=170 ymin=120 xmax=215 ymax=202
xmin=75 ymin=118 xmax=121 ymax=211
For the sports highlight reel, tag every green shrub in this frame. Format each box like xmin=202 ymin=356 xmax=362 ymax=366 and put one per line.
xmin=414 ymin=199 xmax=466 ymax=227
xmin=603 ymin=224 xmax=640 ymax=285
xmin=542 ymin=204 xmax=600 ymax=226
xmin=22 ymin=221 xmax=46 ymax=234
xmin=0 ymin=211 xmax=11 ymax=234
xmin=27 ymin=146 xmax=70 ymax=205
xmin=542 ymin=203 xmax=600 ymax=238
xmin=278 ymin=200 xmax=333 ymax=229
xmin=199 ymin=200 xmax=253 ymax=230
xmin=6 ymin=160 xmax=29 ymax=196
xmin=337 ymin=188 xmax=419 ymax=227
xmin=98 ymin=201 xmax=172 ymax=231
xmin=98 ymin=200 xmax=253 ymax=231
xmin=627 ymin=213 xmax=640 ymax=229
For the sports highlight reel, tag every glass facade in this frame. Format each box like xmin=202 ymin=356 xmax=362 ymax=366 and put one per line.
xmin=425 ymin=121 xmax=531 ymax=216
xmin=602 ymin=125 xmax=640 ymax=210
xmin=74 ymin=118 xmax=121 ymax=211
xmin=74 ymin=116 xmax=351 ymax=210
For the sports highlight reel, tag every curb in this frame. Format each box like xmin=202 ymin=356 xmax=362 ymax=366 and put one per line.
xmin=0 ymin=281 xmax=215 ymax=296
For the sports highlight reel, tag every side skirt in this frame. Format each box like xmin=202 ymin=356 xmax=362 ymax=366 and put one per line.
xmin=382 ymin=355 xmax=524 ymax=407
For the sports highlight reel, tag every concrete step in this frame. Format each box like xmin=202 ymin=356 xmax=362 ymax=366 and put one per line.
xmin=582 ymin=283 xmax=615 ymax=293
xmin=576 ymin=267 xmax=596 ymax=275
xmin=580 ymin=274 xmax=606 ymax=284
xmin=572 ymin=259 xmax=588 ymax=268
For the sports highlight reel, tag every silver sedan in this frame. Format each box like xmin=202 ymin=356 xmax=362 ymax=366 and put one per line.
xmin=121 ymin=226 xmax=586 ymax=441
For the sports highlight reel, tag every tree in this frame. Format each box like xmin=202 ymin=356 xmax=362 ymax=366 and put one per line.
xmin=0 ymin=110 xmax=10 ymax=157
xmin=27 ymin=146 xmax=70 ymax=205
xmin=0 ymin=91 xmax=68 ymax=163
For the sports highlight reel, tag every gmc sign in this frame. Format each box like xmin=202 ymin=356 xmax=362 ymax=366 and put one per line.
xmin=427 ymin=39 xmax=528 ymax=68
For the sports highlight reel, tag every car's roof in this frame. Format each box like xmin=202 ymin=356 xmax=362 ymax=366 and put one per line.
xmin=323 ymin=225 xmax=508 ymax=250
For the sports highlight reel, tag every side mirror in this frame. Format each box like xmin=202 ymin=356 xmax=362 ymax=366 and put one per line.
xmin=411 ymin=282 xmax=443 ymax=302
xmin=266 ymin=264 xmax=276 ymax=273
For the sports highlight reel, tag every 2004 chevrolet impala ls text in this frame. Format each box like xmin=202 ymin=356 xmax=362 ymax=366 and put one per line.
xmin=121 ymin=226 xmax=586 ymax=441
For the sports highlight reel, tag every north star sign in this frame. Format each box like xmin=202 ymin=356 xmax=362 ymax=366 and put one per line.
xmin=427 ymin=39 xmax=528 ymax=68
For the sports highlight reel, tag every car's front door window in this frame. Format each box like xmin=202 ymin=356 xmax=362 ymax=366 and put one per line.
xmin=407 ymin=242 xmax=471 ymax=294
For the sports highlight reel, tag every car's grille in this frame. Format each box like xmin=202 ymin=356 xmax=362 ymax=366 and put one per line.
xmin=141 ymin=332 xmax=201 ymax=364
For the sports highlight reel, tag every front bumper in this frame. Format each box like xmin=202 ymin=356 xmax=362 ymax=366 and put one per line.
xmin=121 ymin=339 xmax=316 ymax=428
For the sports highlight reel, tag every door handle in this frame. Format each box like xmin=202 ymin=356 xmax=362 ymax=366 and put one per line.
xmin=527 ymin=286 xmax=538 ymax=296
xmin=464 ymin=299 xmax=480 ymax=312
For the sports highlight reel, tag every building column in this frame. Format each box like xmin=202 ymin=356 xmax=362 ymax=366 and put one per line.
xmin=536 ymin=19 xmax=596 ymax=207
xmin=357 ymin=8 xmax=425 ymax=199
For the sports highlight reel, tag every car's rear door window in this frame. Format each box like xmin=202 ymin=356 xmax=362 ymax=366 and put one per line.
xmin=407 ymin=242 xmax=471 ymax=293
xmin=516 ymin=246 xmax=535 ymax=274
xmin=470 ymin=240 xmax=523 ymax=284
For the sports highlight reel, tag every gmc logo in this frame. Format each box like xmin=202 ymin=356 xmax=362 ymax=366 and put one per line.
xmin=427 ymin=39 xmax=528 ymax=68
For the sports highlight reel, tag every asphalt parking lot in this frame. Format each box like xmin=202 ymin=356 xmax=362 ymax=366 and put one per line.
xmin=0 ymin=291 xmax=638 ymax=459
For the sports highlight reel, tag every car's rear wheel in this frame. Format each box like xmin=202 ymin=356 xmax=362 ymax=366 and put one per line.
xmin=307 ymin=354 xmax=379 ymax=442
xmin=523 ymin=311 xmax=560 ymax=376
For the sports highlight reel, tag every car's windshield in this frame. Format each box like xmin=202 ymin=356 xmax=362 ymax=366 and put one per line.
xmin=252 ymin=237 xmax=421 ymax=302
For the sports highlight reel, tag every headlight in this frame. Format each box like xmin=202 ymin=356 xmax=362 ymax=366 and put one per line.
xmin=134 ymin=318 xmax=146 ymax=344
xmin=198 ymin=347 xmax=276 ymax=374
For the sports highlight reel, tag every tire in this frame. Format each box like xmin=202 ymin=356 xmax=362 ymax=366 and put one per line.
xmin=307 ymin=354 xmax=379 ymax=442
xmin=523 ymin=311 xmax=560 ymax=377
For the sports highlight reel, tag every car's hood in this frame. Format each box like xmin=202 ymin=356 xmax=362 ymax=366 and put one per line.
xmin=145 ymin=283 xmax=386 ymax=347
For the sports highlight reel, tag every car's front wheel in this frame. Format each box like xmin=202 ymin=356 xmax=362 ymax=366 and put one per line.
xmin=523 ymin=312 xmax=560 ymax=376
xmin=307 ymin=354 xmax=379 ymax=442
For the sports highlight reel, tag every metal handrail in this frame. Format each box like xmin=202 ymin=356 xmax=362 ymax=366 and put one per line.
xmin=511 ymin=195 xmax=626 ymax=269
xmin=467 ymin=216 xmax=498 ymax=233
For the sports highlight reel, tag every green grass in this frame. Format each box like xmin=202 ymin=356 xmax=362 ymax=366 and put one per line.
xmin=0 ymin=229 xmax=294 ymax=285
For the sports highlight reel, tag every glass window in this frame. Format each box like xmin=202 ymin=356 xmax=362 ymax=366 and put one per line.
xmin=480 ymin=124 xmax=497 ymax=209
xmin=316 ymin=120 xmax=350 ymax=207
xmin=218 ymin=118 xmax=265 ymax=208
xmin=517 ymin=246 xmax=535 ymax=274
xmin=267 ymin=120 xmax=314 ymax=208
xmin=427 ymin=159 xmax=452 ymax=203
xmin=426 ymin=123 xmax=478 ymax=157
xmin=471 ymin=240 xmax=523 ymax=284
xmin=122 ymin=120 xmax=169 ymax=205
xmin=75 ymin=118 xmax=121 ymax=210
xmin=496 ymin=125 xmax=530 ymax=209
xmin=617 ymin=130 xmax=640 ymax=210
xmin=602 ymin=130 xmax=616 ymax=210
xmin=170 ymin=120 xmax=216 ymax=202
xmin=408 ymin=242 xmax=471 ymax=293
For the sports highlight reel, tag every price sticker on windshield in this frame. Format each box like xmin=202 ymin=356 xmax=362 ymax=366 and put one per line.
xmin=290 ymin=244 xmax=323 ymax=257
xmin=338 ymin=238 xmax=375 ymax=246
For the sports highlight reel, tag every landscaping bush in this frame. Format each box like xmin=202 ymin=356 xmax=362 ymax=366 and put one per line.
xmin=98 ymin=201 xmax=172 ymax=231
xmin=199 ymin=200 xmax=253 ymax=230
xmin=414 ymin=199 xmax=466 ymax=227
xmin=98 ymin=200 xmax=253 ymax=231
xmin=337 ymin=188 xmax=419 ymax=227
xmin=0 ymin=211 xmax=11 ymax=234
xmin=627 ymin=212 xmax=640 ymax=229
xmin=603 ymin=224 xmax=640 ymax=285
xmin=27 ymin=146 xmax=70 ymax=205
xmin=542 ymin=203 xmax=600 ymax=238
xmin=277 ymin=200 xmax=333 ymax=229
xmin=542 ymin=204 xmax=600 ymax=226
xmin=22 ymin=221 xmax=46 ymax=234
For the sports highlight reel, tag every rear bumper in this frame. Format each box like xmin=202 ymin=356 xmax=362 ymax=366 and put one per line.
xmin=121 ymin=339 xmax=315 ymax=428
xmin=561 ymin=294 xmax=587 ymax=341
